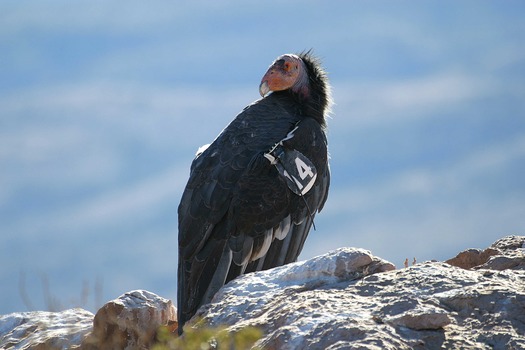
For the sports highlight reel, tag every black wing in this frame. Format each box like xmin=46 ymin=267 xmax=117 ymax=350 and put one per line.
xmin=177 ymin=94 xmax=329 ymax=332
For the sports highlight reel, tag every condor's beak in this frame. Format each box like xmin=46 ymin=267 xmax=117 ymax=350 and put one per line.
xmin=259 ymin=80 xmax=270 ymax=97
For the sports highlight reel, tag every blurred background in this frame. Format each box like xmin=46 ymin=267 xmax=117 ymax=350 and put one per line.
xmin=1 ymin=1 xmax=524 ymax=314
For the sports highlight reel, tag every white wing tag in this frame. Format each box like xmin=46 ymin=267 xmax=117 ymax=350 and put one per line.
xmin=265 ymin=147 xmax=317 ymax=196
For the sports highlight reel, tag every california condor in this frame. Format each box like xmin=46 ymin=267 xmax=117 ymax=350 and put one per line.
xmin=177 ymin=51 xmax=332 ymax=333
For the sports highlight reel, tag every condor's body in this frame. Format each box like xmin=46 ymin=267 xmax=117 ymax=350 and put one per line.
xmin=177 ymin=52 xmax=332 ymax=333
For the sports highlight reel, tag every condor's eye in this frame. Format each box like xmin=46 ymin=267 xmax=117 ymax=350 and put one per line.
xmin=283 ymin=61 xmax=297 ymax=72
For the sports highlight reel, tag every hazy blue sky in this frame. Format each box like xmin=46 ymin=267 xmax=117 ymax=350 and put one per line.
xmin=1 ymin=1 xmax=524 ymax=314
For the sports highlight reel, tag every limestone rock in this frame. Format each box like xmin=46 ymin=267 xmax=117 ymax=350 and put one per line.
xmin=0 ymin=308 xmax=93 ymax=350
xmin=382 ymin=305 xmax=452 ymax=330
xmin=82 ymin=290 xmax=176 ymax=350
xmin=446 ymin=235 xmax=525 ymax=270
xmin=191 ymin=242 xmax=525 ymax=349
xmin=445 ymin=247 xmax=500 ymax=269
xmin=1 ymin=236 xmax=524 ymax=349
xmin=478 ymin=235 xmax=525 ymax=270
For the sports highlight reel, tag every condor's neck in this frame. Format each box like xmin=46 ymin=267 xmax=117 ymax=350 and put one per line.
xmin=269 ymin=88 xmax=327 ymax=128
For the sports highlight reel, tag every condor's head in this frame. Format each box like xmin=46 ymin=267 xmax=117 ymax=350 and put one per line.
xmin=259 ymin=52 xmax=332 ymax=125
xmin=259 ymin=54 xmax=309 ymax=98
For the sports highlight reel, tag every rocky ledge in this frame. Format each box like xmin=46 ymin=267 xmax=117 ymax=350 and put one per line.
xmin=0 ymin=235 xmax=524 ymax=349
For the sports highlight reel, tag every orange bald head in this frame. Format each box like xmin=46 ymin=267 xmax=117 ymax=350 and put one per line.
xmin=259 ymin=54 xmax=309 ymax=97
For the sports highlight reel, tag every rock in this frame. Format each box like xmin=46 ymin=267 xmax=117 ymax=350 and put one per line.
xmin=82 ymin=290 xmax=176 ymax=350
xmin=0 ymin=291 xmax=177 ymax=350
xmin=477 ymin=235 xmax=525 ymax=271
xmin=446 ymin=235 xmax=525 ymax=271
xmin=445 ymin=248 xmax=500 ymax=269
xmin=2 ymin=236 xmax=524 ymax=349
xmin=382 ymin=306 xmax=452 ymax=330
xmin=491 ymin=235 xmax=525 ymax=251
xmin=0 ymin=308 xmax=93 ymax=349
xmin=191 ymin=241 xmax=525 ymax=349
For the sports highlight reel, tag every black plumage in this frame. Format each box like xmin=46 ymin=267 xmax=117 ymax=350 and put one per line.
xmin=177 ymin=51 xmax=331 ymax=333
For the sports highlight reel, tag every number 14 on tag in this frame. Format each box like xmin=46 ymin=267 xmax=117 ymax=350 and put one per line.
xmin=277 ymin=149 xmax=317 ymax=196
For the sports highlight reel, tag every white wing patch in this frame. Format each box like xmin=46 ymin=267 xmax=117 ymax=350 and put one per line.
xmin=250 ymin=229 xmax=273 ymax=261
xmin=273 ymin=215 xmax=291 ymax=240
xmin=195 ymin=143 xmax=211 ymax=156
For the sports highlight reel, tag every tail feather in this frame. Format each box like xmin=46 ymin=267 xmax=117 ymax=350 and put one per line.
xmin=178 ymin=239 xmax=232 ymax=334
